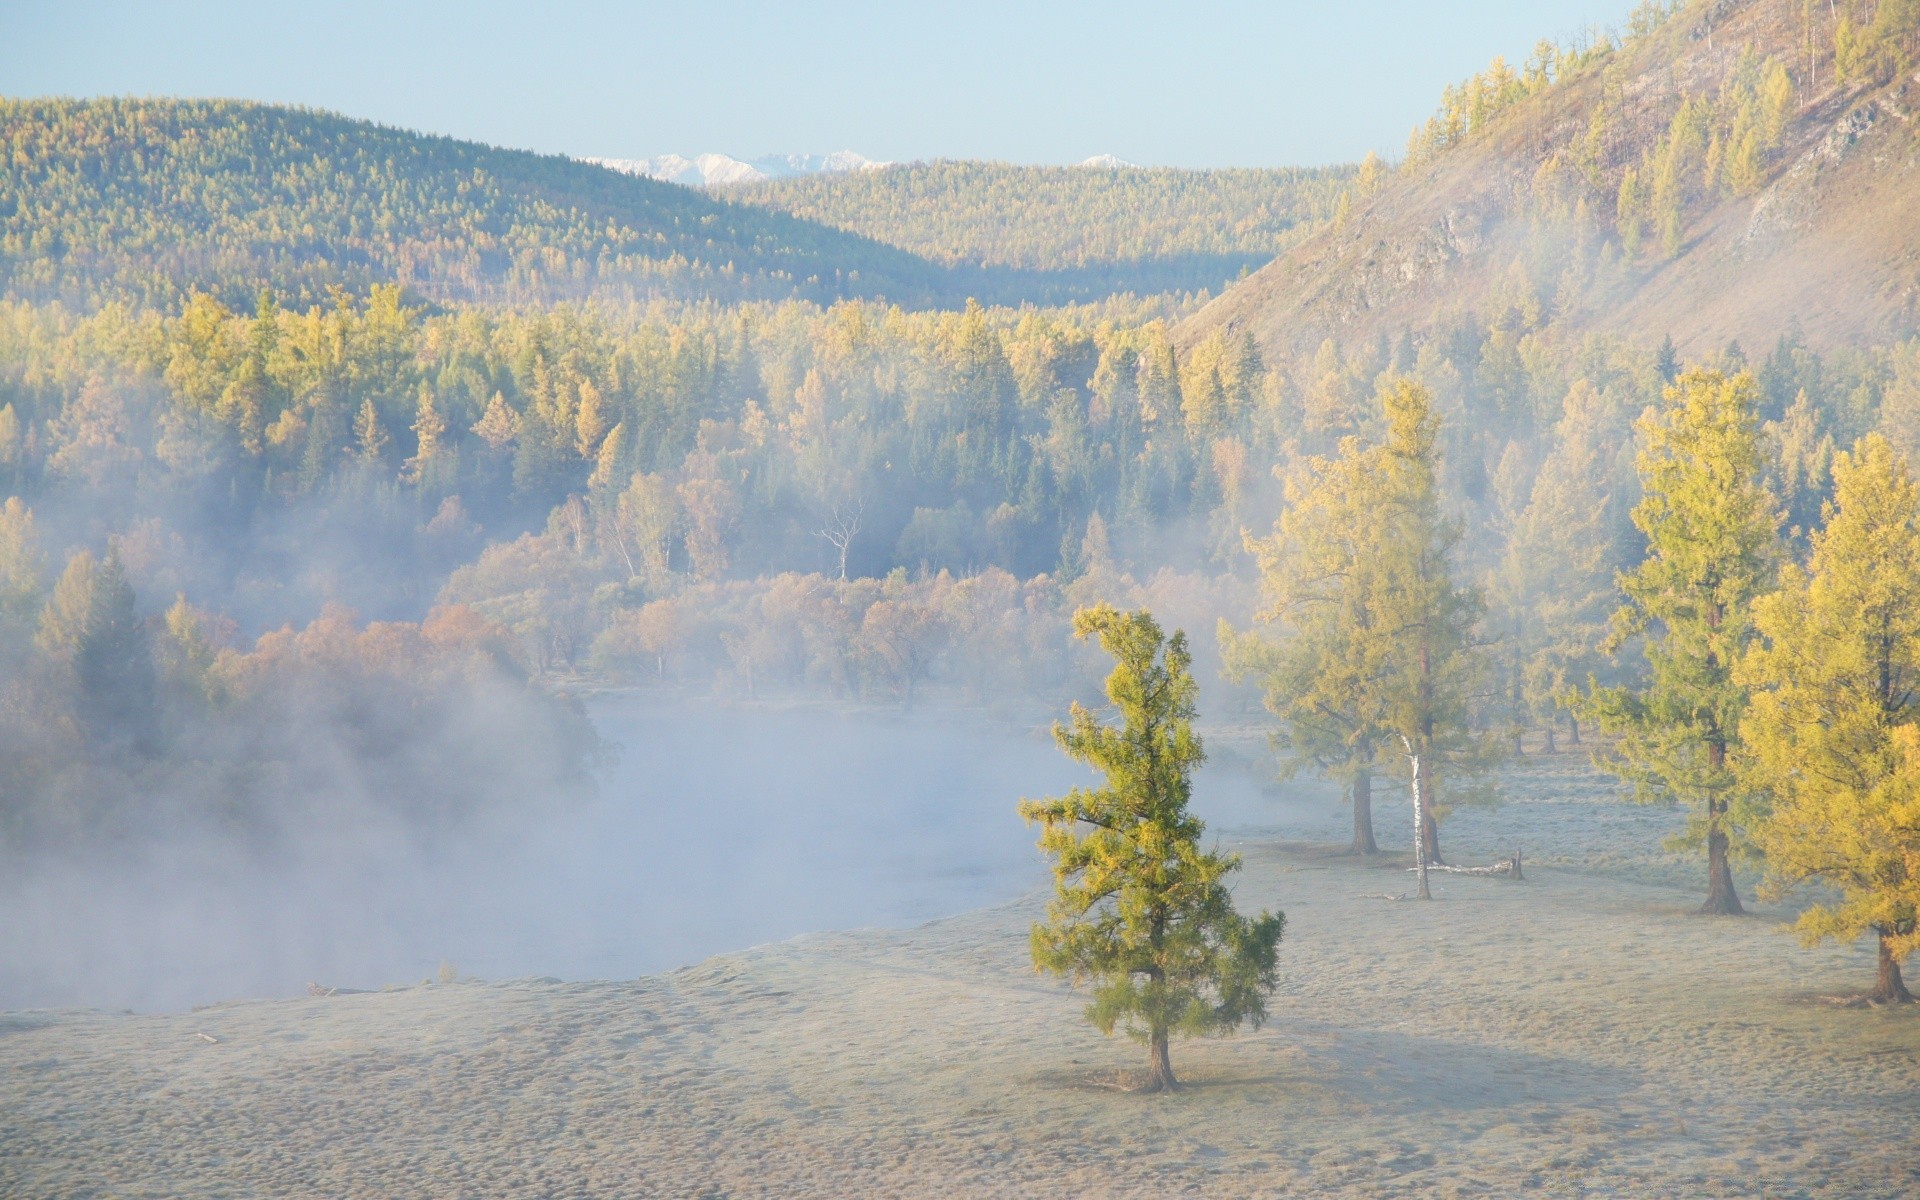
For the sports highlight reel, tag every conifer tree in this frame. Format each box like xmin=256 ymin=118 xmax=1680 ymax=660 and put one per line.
xmin=354 ymin=396 xmax=389 ymax=462
xmin=1232 ymin=379 xmax=1488 ymax=868
xmin=1369 ymin=379 xmax=1493 ymax=869
xmin=472 ymin=391 xmax=518 ymax=453
xmin=1021 ymin=605 xmax=1282 ymax=1092
xmin=1586 ymin=369 xmax=1778 ymax=914
xmin=1741 ymin=435 xmax=1920 ymax=1000
xmin=403 ymin=384 xmax=447 ymax=488
xmin=36 ymin=546 xmax=157 ymax=758
xmin=0 ymin=497 xmax=43 ymax=631
xmin=1226 ymin=433 xmax=1391 ymax=853
xmin=1500 ymin=381 xmax=1631 ymax=749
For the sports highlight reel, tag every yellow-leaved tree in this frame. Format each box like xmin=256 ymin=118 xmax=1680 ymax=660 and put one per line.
xmin=1585 ymin=369 xmax=1778 ymax=914
xmin=1741 ymin=434 xmax=1920 ymax=1002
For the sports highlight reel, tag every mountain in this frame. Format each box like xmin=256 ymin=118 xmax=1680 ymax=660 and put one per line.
xmin=588 ymin=151 xmax=888 ymax=187
xmin=724 ymin=159 xmax=1354 ymax=299
xmin=0 ymin=100 xmax=942 ymax=309
xmin=1180 ymin=0 xmax=1920 ymax=357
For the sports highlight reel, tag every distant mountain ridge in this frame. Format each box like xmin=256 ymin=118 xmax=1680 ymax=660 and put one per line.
xmin=0 ymin=99 xmax=945 ymax=309
xmin=589 ymin=152 xmax=1141 ymax=187
xmin=589 ymin=151 xmax=889 ymax=187
xmin=722 ymin=159 xmax=1354 ymax=297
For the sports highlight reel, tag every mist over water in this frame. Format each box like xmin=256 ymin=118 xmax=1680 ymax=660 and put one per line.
xmin=0 ymin=700 xmax=1304 ymax=1013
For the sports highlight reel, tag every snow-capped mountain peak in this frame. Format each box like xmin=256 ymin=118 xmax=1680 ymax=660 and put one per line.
xmin=586 ymin=151 xmax=890 ymax=187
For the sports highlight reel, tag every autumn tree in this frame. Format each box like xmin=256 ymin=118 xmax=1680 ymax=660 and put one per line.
xmin=612 ymin=472 xmax=679 ymax=588
xmin=1226 ymin=436 xmax=1391 ymax=855
xmin=1498 ymin=380 xmax=1632 ymax=749
xmin=0 ymin=497 xmax=44 ymax=634
xmin=859 ymin=573 xmax=950 ymax=709
xmin=1586 ymin=369 xmax=1778 ymax=915
xmin=1021 ymin=605 xmax=1282 ymax=1092
xmin=403 ymin=384 xmax=449 ymax=489
xmin=1231 ymin=379 xmax=1488 ymax=869
xmin=36 ymin=545 xmax=158 ymax=759
xmin=1741 ymin=435 xmax=1920 ymax=1000
xmin=1370 ymin=380 xmax=1493 ymax=870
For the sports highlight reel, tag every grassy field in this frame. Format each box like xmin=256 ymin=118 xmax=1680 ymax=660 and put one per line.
xmin=4 ymin=748 xmax=1918 ymax=1198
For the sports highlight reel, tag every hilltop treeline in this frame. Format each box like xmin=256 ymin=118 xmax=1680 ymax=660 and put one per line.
xmin=0 ymin=100 xmax=1356 ymax=314
xmin=728 ymin=160 xmax=1352 ymax=299
xmin=0 ymin=98 xmax=948 ymax=311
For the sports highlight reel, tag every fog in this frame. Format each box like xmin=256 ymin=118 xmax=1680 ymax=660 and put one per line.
xmin=0 ymin=701 xmax=1307 ymax=1013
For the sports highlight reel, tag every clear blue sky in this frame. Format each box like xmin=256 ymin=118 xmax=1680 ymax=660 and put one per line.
xmin=6 ymin=0 xmax=1636 ymax=167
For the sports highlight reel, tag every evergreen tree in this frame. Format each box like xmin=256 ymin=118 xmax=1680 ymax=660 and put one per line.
xmin=355 ymin=396 xmax=389 ymax=462
xmin=404 ymin=384 xmax=448 ymax=487
xmin=0 ymin=497 xmax=43 ymax=632
xmin=1369 ymin=379 xmax=1493 ymax=870
xmin=1227 ymin=433 xmax=1392 ymax=853
xmin=1021 ymin=605 xmax=1282 ymax=1092
xmin=472 ymin=391 xmax=518 ymax=453
xmin=1499 ymin=380 xmax=1631 ymax=749
xmin=1741 ymin=434 xmax=1920 ymax=1000
xmin=1586 ymin=369 xmax=1778 ymax=914
xmin=35 ymin=546 xmax=157 ymax=759
xmin=1232 ymin=379 xmax=1488 ymax=868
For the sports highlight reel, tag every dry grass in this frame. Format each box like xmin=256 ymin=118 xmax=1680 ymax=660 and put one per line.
xmin=3 ymin=751 xmax=1918 ymax=1197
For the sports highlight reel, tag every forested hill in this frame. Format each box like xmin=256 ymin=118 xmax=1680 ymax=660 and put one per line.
xmin=0 ymin=98 xmax=951 ymax=311
xmin=1182 ymin=0 xmax=1920 ymax=357
xmin=721 ymin=160 xmax=1354 ymax=300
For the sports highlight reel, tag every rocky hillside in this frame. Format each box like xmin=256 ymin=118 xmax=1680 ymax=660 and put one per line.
xmin=1182 ymin=0 xmax=1920 ymax=357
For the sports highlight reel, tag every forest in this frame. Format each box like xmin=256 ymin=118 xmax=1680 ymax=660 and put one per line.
xmin=722 ymin=159 xmax=1354 ymax=299
xmin=0 ymin=98 xmax=945 ymax=311
xmin=6 ymin=259 xmax=1920 ymax=983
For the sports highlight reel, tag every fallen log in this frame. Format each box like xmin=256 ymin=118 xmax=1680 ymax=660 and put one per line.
xmin=1407 ymin=849 xmax=1524 ymax=879
xmin=306 ymin=982 xmax=373 ymax=997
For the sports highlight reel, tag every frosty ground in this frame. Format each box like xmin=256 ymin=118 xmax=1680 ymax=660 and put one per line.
xmin=3 ymin=745 xmax=1917 ymax=1198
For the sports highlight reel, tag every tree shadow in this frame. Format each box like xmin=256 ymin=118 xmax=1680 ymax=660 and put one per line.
xmin=1026 ymin=1020 xmax=1641 ymax=1114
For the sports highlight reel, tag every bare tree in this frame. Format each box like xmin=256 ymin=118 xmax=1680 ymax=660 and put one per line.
xmin=817 ymin=499 xmax=863 ymax=581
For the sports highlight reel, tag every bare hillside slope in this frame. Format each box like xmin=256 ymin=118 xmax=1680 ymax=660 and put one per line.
xmin=1183 ymin=0 xmax=1920 ymax=357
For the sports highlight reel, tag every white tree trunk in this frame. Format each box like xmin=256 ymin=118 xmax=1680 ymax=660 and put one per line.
xmin=1402 ymin=735 xmax=1431 ymax=900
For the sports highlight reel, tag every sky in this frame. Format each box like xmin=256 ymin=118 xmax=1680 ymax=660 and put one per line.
xmin=6 ymin=0 xmax=1638 ymax=168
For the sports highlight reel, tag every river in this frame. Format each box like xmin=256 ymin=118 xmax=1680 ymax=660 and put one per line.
xmin=0 ymin=699 xmax=1307 ymax=1011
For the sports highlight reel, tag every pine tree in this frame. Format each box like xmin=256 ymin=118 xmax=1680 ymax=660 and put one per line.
xmin=575 ymin=377 xmax=609 ymax=460
xmin=1021 ymin=605 xmax=1282 ymax=1092
xmin=403 ymin=384 xmax=447 ymax=487
xmin=1369 ymin=379 xmax=1493 ymax=872
xmin=0 ymin=403 xmax=19 ymax=471
xmin=0 ymin=497 xmax=43 ymax=634
xmin=354 ymin=396 xmax=389 ymax=462
xmin=1228 ymin=429 xmax=1392 ymax=854
xmin=1500 ymin=381 xmax=1631 ymax=749
xmin=472 ymin=391 xmax=518 ymax=453
xmin=35 ymin=546 xmax=157 ymax=758
xmin=1585 ymin=369 xmax=1778 ymax=914
xmin=1741 ymin=434 xmax=1920 ymax=1000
